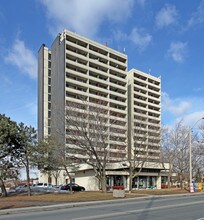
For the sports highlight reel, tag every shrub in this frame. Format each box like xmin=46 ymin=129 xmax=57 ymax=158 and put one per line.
xmin=112 ymin=185 xmax=124 ymax=190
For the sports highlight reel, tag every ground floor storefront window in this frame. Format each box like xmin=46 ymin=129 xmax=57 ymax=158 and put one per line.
xmin=132 ymin=176 xmax=157 ymax=189
xmin=106 ymin=175 xmax=127 ymax=188
xmin=161 ymin=176 xmax=168 ymax=184
xmin=105 ymin=175 xmax=160 ymax=190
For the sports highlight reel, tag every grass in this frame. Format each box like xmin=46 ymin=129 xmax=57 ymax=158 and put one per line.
xmin=0 ymin=188 xmax=191 ymax=210
xmin=130 ymin=188 xmax=189 ymax=195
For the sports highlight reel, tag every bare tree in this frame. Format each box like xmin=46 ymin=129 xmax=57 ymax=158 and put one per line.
xmin=36 ymin=137 xmax=78 ymax=192
xmin=161 ymin=120 xmax=204 ymax=188
xmin=35 ymin=138 xmax=59 ymax=184
xmin=127 ymin=123 xmax=161 ymax=192
xmin=52 ymin=138 xmax=79 ymax=192
xmin=127 ymin=127 xmax=149 ymax=192
xmin=52 ymin=169 xmax=62 ymax=186
xmin=161 ymin=126 xmax=176 ymax=188
xmin=161 ymin=121 xmax=198 ymax=189
xmin=192 ymin=141 xmax=204 ymax=182
xmin=63 ymin=100 xmax=126 ymax=192
xmin=65 ymin=101 xmax=110 ymax=193
xmin=169 ymin=121 xmax=190 ymax=188
xmin=191 ymin=122 xmax=204 ymax=182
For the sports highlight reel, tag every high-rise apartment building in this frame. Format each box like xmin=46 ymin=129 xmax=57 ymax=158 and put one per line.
xmin=38 ymin=29 xmax=128 ymax=161
xmin=128 ymin=69 xmax=161 ymax=162
xmin=38 ymin=29 xmax=165 ymax=189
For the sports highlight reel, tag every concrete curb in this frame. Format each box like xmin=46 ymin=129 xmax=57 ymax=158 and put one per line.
xmin=0 ymin=197 xmax=144 ymax=216
xmin=0 ymin=192 xmax=203 ymax=216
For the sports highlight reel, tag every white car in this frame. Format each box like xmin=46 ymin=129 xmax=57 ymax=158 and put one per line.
xmin=36 ymin=183 xmax=53 ymax=188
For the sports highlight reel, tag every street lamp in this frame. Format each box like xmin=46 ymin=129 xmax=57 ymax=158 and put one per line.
xmin=189 ymin=117 xmax=204 ymax=192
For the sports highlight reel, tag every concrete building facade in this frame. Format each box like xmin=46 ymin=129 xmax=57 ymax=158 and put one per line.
xmin=128 ymin=69 xmax=161 ymax=162
xmin=39 ymin=29 xmax=128 ymax=159
xmin=38 ymin=29 xmax=166 ymax=190
xmin=38 ymin=45 xmax=52 ymax=140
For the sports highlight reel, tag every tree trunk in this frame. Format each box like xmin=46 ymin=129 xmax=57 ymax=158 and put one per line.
xmin=168 ymin=174 xmax=171 ymax=189
xmin=168 ymin=167 xmax=173 ymax=189
xmin=128 ymin=167 xmax=133 ymax=193
xmin=25 ymin=159 xmax=31 ymax=196
xmin=0 ymin=178 xmax=7 ymax=197
xmin=64 ymin=166 xmax=73 ymax=193
xmin=48 ymin=173 xmax=52 ymax=184
xmin=167 ymin=164 xmax=173 ymax=189
xmin=101 ymin=173 xmax=107 ymax=193
xmin=55 ymin=177 xmax=57 ymax=186
xmin=179 ymin=173 xmax=183 ymax=189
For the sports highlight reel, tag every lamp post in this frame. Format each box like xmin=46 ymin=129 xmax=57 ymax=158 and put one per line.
xmin=189 ymin=117 xmax=204 ymax=192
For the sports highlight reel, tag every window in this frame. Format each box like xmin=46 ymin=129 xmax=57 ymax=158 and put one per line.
xmin=48 ymin=94 xmax=51 ymax=101
xmin=48 ymin=53 xmax=51 ymax=60
xmin=48 ymin=61 xmax=51 ymax=68
xmin=48 ymin=69 xmax=51 ymax=77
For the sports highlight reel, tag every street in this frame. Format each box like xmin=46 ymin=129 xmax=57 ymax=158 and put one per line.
xmin=1 ymin=194 xmax=204 ymax=220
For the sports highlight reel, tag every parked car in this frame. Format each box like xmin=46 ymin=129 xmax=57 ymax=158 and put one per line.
xmin=61 ymin=183 xmax=85 ymax=191
xmin=15 ymin=185 xmax=28 ymax=192
xmin=8 ymin=186 xmax=18 ymax=192
xmin=36 ymin=183 xmax=53 ymax=188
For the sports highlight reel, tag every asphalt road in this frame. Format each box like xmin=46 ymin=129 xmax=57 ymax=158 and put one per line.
xmin=1 ymin=194 xmax=204 ymax=220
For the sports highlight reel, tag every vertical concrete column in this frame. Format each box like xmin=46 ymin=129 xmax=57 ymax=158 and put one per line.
xmin=123 ymin=176 xmax=127 ymax=189
xmin=110 ymin=176 xmax=114 ymax=187
xmin=137 ymin=177 xmax=139 ymax=189
xmin=126 ymin=176 xmax=130 ymax=190
xmin=147 ymin=176 xmax=149 ymax=188
xmin=157 ymin=174 xmax=161 ymax=189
